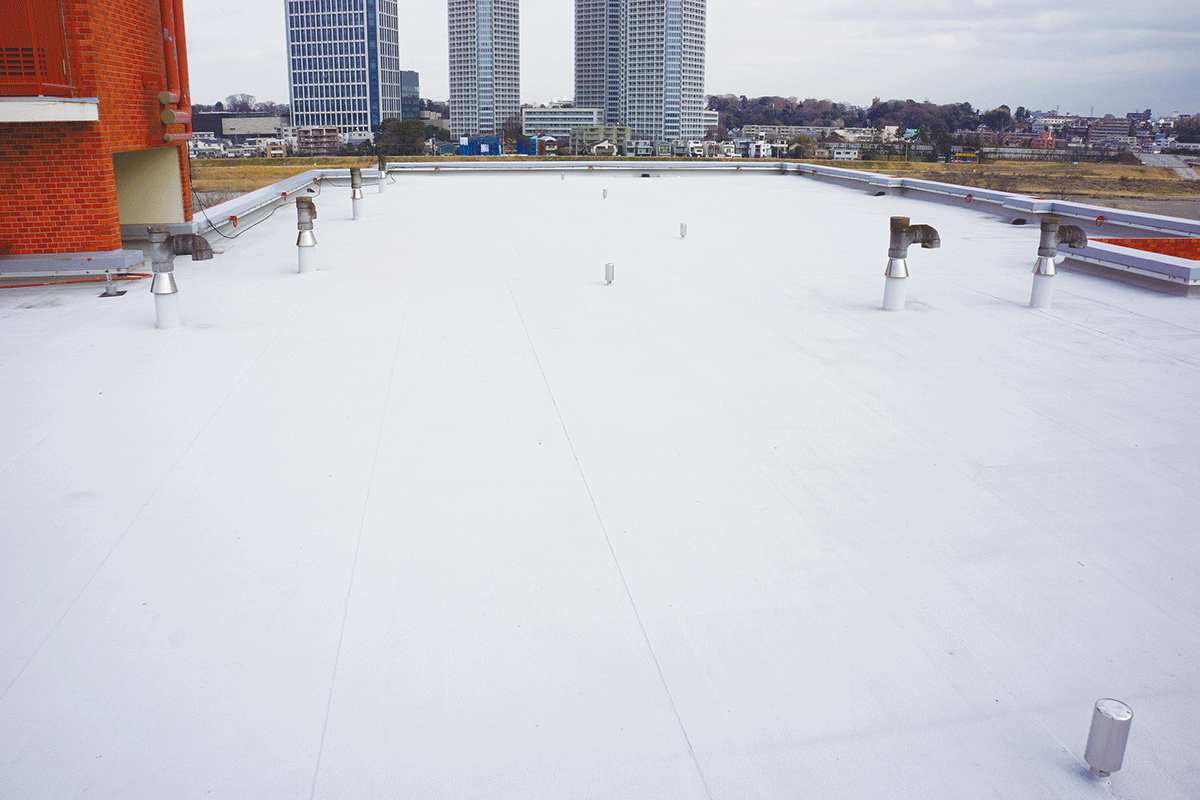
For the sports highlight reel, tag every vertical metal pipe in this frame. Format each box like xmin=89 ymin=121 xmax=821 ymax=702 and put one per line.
xmin=1031 ymin=216 xmax=1060 ymax=309
xmin=350 ymin=168 xmax=363 ymax=220
xmin=297 ymin=197 xmax=317 ymax=273
xmin=171 ymin=0 xmax=191 ymax=108
xmin=605 ymin=262 xmax=614 ymax=284
xmin=680 ymin=223 xmax=687 ymax=239
xmin=149 ymin=225 xmax=181 ymax=328
xmin=159 ymin=0 xmax=180 ymax=98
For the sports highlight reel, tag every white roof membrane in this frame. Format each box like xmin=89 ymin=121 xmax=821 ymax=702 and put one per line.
xmin=2 ymin=168 xmax=1198 ymax=798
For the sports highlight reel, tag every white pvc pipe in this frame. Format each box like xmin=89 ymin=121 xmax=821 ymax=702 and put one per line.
xmin=882 ymin=276 xmax=906 ymax=311
xmin=298 ymin=246 xmax=315 ymax=273
xmin=155 ymin=292 xmax=182 ymax=329
xmin=1030 ymin=272 xmax=1054 ymax=309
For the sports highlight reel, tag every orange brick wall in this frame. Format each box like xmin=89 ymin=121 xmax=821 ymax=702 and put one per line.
xmin=1095 ymin=238 xmax=1200 ymax=261
xmin=0 ymin=0 xmax=193 ymax=256
xmin=0 ymin=123 xmax=120 ymax=254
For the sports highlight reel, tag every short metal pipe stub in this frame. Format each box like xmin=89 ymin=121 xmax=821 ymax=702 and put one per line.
xmin=605 ymin=262 xmax=614 ymax=284
xmin=1085 ymin=699 xmax=1132 ymax=776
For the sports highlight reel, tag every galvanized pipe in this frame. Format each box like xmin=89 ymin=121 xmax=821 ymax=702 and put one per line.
xmin=883 ymin=216 xmax=940 ymax=311
xmin=350 ymin=168 xmax=363 ymax=219
xmin=605 ymin=262 xmax=614 ymax=284
xmin=297 ymin=197 xmax=317 ymax=273
xmin=148 ymin=225 xmax=181 ymax=328
xmin=1031 ymin=215 xmax=1087 ymax=309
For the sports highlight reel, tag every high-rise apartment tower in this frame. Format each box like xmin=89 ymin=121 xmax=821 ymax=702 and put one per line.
xmin=575 ymin=0 xmax=706 ymax=141
xmin=448 ymin=0 xmax=520 ymax=138
xmin=286 ymin=0 xmax=402 ymax=136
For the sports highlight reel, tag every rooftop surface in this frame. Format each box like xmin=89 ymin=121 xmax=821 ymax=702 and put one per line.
xmin=2 ymin=168 xmax=1199 ymax=799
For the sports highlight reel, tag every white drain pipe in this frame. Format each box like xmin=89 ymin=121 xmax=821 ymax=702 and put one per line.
xmin=883 ymin=215 xmax=940 ymax=311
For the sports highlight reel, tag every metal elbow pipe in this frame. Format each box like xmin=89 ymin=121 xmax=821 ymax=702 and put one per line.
xmin=296 ymin=197 xmax=317 ymax=246
xmin=148 ymin=227 xmax=212 ymax=292
xmin=1035 ymin=216 xmax=1087 ymax=275
xmin=148 ymin=226 xmax=177 ymax=294
xmin=170 ymin=233 xmax=213 ymax=260
xmin=885 ymin=216 xmax=941 ymax=278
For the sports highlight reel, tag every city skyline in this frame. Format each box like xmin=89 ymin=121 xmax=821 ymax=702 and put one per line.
xmin=183 ymin=0 xmax=1199 ymax=117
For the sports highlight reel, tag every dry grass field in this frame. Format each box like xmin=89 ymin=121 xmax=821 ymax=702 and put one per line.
xmin=189 ymin=156 xmax=1200 ymax=217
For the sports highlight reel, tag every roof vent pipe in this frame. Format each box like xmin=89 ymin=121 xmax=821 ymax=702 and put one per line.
xmin=883 ymin=216 xmax=940 ymax=311
xmin=148 ymin=226 xmax=211 ymax=328
xmin=680 ymin=223 xmax=687 ymax=239
xmin=1031 ymin=215 xmax=1087 ymax=309
xmin=350 ymin=168 xmax=363 ymax=220
xmin=605 ymin=262 xmax=614 ymax=284
xmin=377 ymin=156 xmax=387 ymax=194
xmin=297 ymin=197 xmax=317 ymax=273
xmin=1084 ymin=699 xmax=1132 ymax=776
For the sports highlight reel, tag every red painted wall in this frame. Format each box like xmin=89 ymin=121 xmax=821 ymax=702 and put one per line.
xmin=0 ymin=0 xmax=193 ymax=257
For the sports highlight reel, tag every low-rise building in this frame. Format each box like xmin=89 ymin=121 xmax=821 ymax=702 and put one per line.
xmin=296 ymin=126 xmax=340 ymax=156
xmin=570 ymin=124 xmax=631 ymax=155
xmin=522 ymin=107 xmax=602 ymax=138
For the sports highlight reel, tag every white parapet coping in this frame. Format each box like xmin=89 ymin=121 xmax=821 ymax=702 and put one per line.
xmin=0 ymin=96 xmax=99 ymax=123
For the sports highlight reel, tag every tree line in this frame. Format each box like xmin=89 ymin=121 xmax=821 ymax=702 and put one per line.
xmin=708 ymin=95 xmax=1030 ymax=134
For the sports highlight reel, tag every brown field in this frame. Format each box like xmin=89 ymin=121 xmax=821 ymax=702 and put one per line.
xmin=840 ymin=159 xmax=1200 ymax=201
xmin=189 ymin=156 xmax=1200 ymax=217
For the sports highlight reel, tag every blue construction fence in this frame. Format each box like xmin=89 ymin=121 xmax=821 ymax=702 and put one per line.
xmin=457 ymin=136 xmax=537 ymax=156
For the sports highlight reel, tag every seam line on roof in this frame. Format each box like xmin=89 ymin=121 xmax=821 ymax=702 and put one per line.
xmin=0 ymin=280 xmax=323 ymax=705
xmin=506 ymin=282 xmax=715 ymax=799
xmin=308 ymin=289 xmax=414 ymax=800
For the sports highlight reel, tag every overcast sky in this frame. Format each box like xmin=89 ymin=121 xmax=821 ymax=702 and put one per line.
xmin=183 ymin=0 xmax=1199 ymax=117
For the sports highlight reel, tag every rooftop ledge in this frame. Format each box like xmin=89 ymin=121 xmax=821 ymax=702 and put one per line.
xmin=0 ymin=96 xmax=99 ymax=123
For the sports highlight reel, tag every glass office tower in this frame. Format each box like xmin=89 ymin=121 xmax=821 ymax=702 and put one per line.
xmin=286 ymin=0 xmax=402 ymax=136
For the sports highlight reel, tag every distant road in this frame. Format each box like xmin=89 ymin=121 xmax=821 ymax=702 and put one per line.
xmin=1136 ymin=152 xmax=1199 ymax=179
